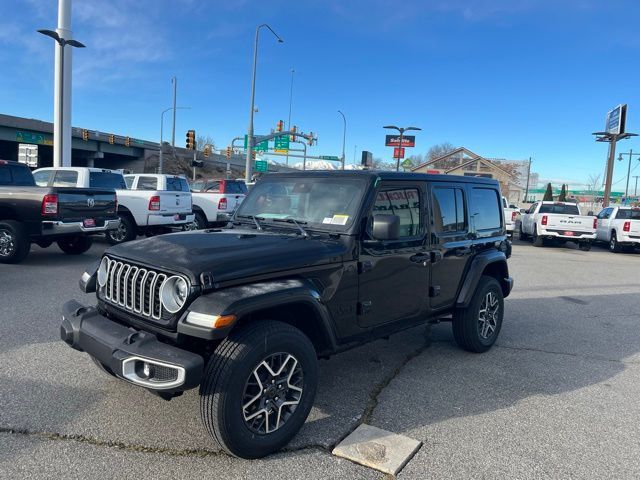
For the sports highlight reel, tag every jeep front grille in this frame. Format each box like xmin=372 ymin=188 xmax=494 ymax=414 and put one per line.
xmin=102 ymin=258 xmax=170 ymax=320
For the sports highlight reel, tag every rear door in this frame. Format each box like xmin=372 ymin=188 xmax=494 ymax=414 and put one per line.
xmin=427 ymin=183 xmax=473 ymax=310
xmin=596 ymin=208 xmax=613 ymax=240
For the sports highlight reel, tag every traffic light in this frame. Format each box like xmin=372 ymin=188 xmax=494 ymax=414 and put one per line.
xmin=251 ymin=150 xmax=257 ymax=160
xmin=276 ymin=120 xmax=284 ymax=132
xmin=290 ymin=125 xmax=297 ymax=142
xmin=192 ymin=159 xmax=204 ymax=167
xmin=226 ymin=146 xmax=232 ymax=159
xmin=204 ymin=145 xmax=210 ymax=157
xmin=108 ymin=134 xmax=115 ymax=145
xmin=82 ymin=129 xmax=89 ymax=141
xmin=186 ymin=129 xmax=196 ymax=150
xmin=308 ymin=132 xmax=314 ymax=146
xmin=125 ymin=136 xmax=131 ymax=147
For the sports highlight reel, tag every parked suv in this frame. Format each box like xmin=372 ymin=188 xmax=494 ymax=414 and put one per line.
xmin=60 ymin=171 xmax=513 ymax=458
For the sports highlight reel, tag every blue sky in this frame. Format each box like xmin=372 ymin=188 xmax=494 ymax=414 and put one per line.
xmin=1 ymin=0 xmax=640 ymax=189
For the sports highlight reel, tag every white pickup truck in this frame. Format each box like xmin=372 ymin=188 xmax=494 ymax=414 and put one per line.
xmin=33 ymin=168 xmax=194 ymax=244
xmin=502 ymin=196 xmax=518 ymax=237
xmin=189 ymin=178 xmax=248 ymax=229
xmin=595 ymin=205 xmax=640 ymax=253
xmin=520 ymin=201 xmax=596 ymax=250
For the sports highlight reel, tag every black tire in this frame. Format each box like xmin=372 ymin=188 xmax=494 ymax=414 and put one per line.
xmin=452 ymin=275 xmax=504 ymax=353
xmin=36 ymin=240 xmax=53 ymax=249
xmin=183 ymin=211 xmax=208 ymax=231
xmin=579 ymin=242 xmax=592 ymax=252
xmin=91 ymin=356 xmax=117 ymax=378
xmin=609 ymin=231 xmax=622 ymax=253
xmin=0 ymin=220 xmax=30 ymax=264
xmin=519 ymin=223 xmax=529 ymax=240
xmin=532 ymin=227 xmax=544 ymax=247
xmin=199 ymin=320 xmax=318 ymax=459
xmin=57 ymin=236 xmax=93 ymax=255
xmin=106 ymin=214 xmax=136 ymax=245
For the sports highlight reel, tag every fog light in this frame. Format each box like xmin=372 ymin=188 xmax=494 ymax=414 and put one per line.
xmin=135 ymin=361 xmax=154 ymax=379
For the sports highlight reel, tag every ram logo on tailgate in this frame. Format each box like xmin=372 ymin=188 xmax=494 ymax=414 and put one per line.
xmin=87 ymin=197 xmax=95 ymax=208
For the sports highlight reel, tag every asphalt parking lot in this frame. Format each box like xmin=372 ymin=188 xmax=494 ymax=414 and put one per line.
xmin=1 ymin=237 xmax=639 ymax=479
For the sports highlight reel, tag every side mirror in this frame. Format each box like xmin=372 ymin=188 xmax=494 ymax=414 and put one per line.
xmin=372 ymin=215 xmax=400 ymax=241
xmin=587 ymin=211 xmax=594 ymax=216
xmin=519 ymin=209 xmax=527 ymax=214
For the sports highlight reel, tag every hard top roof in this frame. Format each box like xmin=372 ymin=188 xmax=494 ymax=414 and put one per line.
xmin=264 ymin=170 xmax=499 ymax=185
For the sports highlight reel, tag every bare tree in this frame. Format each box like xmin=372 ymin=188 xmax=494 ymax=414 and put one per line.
xmin=196 ymin=135 xmax=215 ymax=151
xmin=372 ymin=158 xmax=396 ymax=171
xmin=426 ymin=142 xmax=455 ymax=162
xmin=586 ymin=173 xmax=602 ymax=212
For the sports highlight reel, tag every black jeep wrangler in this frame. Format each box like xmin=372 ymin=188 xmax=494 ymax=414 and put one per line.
xmin=61 ymin=171 xmax=513 ymax=458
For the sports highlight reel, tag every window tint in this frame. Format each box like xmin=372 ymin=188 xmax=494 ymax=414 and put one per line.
xmin=597 ymin=208 xmax=611 ymax=219
xmin=432 ymin=187 xmax=466 ymax=233
xmin=616 ymin=208 xmax=640 ymax=220
xmin=124 ymin=176 xmax=134 ymax=189
xmin=89 ymin=172 xmax=126 ymax=189
xmin=52 ymin=170 xmax=78 ymax=187
xmin=33 ymin=170 xmax=52 ymax=186
xmin=204 ymin=181 xmax=221 ymax=192
xmin=10 ymin=165 xmax=36 ymax=186
xmin=190 ymin=181 xmax=204 ymax=192
xmin=539 ymin=203 xmax=580 ymax=215
xmin=0 ymin=167 xmax=10 ymax=185
xmin=166 ymin=177 xmax=188 ymax=191
xmin=471 ymin=187 xmax=502 ymax=231
xmin=224 ymin=181 xmax=247 ymax=194
xmin=136 ymin=176 xmax=158 ymax=190
xmin=374 ymin=188 xmax=421 ymax=237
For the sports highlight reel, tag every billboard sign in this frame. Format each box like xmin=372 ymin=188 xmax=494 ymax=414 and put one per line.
xmin=385 ymin=135 xmax=415 ymax=147
xmin=361 ymin=150 xmax=373 ymax=168
xmin=605 ymin=104 xmax=627 ymax=135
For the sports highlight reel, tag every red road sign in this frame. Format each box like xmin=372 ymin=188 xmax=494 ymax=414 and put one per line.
xmin=393 ymin=147 xmax=405 ymax=159
xmin=385 ymin=135 xmax=415 ymax=147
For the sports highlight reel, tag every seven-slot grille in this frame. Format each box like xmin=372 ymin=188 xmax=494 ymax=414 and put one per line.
xmin=102 ymin=257 xmax=169 ymax=320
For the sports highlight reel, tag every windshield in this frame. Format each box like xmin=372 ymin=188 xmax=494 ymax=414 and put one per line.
xmin=616 ymin=208 xmax=640 ymax=220
xmin=539 ymin=203 xmax=580 ymax=215
xmin=235 ymin=177 xmax=367 ymax=230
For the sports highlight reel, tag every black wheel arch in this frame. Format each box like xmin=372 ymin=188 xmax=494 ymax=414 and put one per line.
xmin=456 ymin=251 xmax=512 ymax=308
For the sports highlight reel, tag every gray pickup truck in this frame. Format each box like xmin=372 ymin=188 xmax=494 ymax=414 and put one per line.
xmin=0 ymin=160 xmax=119 ymax=263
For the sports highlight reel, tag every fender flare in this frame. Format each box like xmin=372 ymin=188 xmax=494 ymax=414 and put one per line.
xmin=456 ymin=250 xmax=511 ymax=308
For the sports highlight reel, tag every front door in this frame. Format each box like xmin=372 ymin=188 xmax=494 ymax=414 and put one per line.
xmin=357 ymin=183 xmax=429 ymax=328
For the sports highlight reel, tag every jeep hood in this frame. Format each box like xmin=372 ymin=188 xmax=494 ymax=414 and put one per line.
xmin=105 ymin=229 xmax=348 ymax=285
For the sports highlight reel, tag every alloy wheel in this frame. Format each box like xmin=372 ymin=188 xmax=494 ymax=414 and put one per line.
xmin=478 ymin=291 xmax=500 ymax=339
xmin=242 ymin=352 xmax=303 ymax=435
xmin=110 ymin=223 xmax=128 ymax=242
xmin=0 ymin=229 xmax=16 ymax=257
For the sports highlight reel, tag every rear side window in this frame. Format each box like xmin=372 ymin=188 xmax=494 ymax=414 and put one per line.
xmin=52 ymin=170 xmax=78 ymax=187
xmin=0 ymin=164 xmax=36 ymax=186
xmin=539 ymin=203 xmax=580 ymax=215
xmin=204 ymin=181 xmax=221 ymax=193
xmin=124 ymin=176 xmax=134 ymax=189
xmin=89 ymin=172 xmax=126 ymax=189
xmin=33 ymin=170 xmax=53 ymax=186
xmin=373 ymin=188 xmax=421 ymax=237
xmin=471 ymin=187 xmax=502 ymax=231
xmin=166 ymin=177 xmax=188 ymax=191
xmin=616 ymin=209 xmax=640 ymax=220
xmin=136 ymin=176 xmax=158 ymax=190
xmin=432 ymin=187 xmax=466 ymax=233
xmin=224 ymin=181 xmax=247 ymax=194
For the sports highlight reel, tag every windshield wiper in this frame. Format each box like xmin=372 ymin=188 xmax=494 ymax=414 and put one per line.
xmin=273 ymin=218 xmax=309 ymax=238
xmin=236 ymin=214 xmax=264 ymax=231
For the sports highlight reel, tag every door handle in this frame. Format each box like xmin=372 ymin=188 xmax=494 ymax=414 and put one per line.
xmin=410 ymin=253 xmax=430 ymax=264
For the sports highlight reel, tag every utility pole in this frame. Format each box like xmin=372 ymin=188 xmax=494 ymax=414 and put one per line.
xmin=617 ymin=149 xmax=640 ymax=199
xmin=633 ymin=175 xmax=639 ymax=196
xmin=286 ymin=69 xmax=294 ymax=166
xmin=524 ymin=157 xmax=532 ymax=203
xmin=338 ymin=110 xmax=346 ymax=170
xmin=171 ymin=77 xmax=177 ymax=149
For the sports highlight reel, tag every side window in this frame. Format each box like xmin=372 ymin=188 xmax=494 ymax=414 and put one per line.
xmin=33 ymin=170 xmax=53 ymax=187
xmin=204 ymin=181 xmax=221 ymax=193
xmin=373 ymin=187 xmax=421 ymax=237
xmin=432 ymin=187 xmax=466 ymax=233
xmin=471 ymin=187 xmax=502 ymax=231
xmin=137 ymin=176 xmax=158 ymax=190
xmin=124 ymin=176 xmax=134 ymax=189
xmin=166 ymin=177 xmax=183 ymax=191
xmin=226 ymin=182 xmax=243 ymax=194
xmin=598 ymin=209 xmax=610 ymax=219
xmin=52 ymin=170 xmax=78 ymax=187
xmin=180 ymin=178 xmax=190 ymax=192
xmin=528 ymin=203 xmax=537 ymax=214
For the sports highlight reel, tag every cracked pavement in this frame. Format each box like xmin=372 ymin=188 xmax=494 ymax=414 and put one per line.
xmin=1 ymin=237 xmax=639 ymax=478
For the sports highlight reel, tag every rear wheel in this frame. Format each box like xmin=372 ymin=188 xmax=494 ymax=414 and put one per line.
xmin=610 ymin=231 xmax=622 ymax=253
xmin=106 ymin=214 xmax=136 ymax=245
xmin=452 ymin=276 xmax=504 ymax=353
xmin=532 ymin=227 xmax=544 ymax=247
xmin=183 ymin=211 xmax=207 ymax=231
xmin=519 ymin=223 xmax=529 ymax=240
xmin=57 ymin=236 xmax=93 ymax=255
xmin=199 ymin=320 xmax=318 ymax=459
xmin=0 ymin=220 xmax=30 ymax=264
xmin=579 ymin=242 xmax=592 ymax=252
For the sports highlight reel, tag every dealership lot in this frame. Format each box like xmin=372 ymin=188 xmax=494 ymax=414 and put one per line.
xmin=1 ymin=238 xmax=639 ymax=479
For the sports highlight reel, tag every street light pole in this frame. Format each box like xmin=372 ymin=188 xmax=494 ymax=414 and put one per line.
xmin=617 ymin=149 xmax=640 ymax=199
xmin=171 ymin=77 xmax=177 ymax=149
xmin=338 ymin=110 xmax=346 ymax=170
xmin=245 ymin=24 xmax=283 ymax=184
xmin=37 ymin=28 xmax=85 ymax=167
xmin=633 ymin=175 xmax=640 ymax=196
xmin=286 ymin=68 xmax=295 ymax=166
xmin=159 ymin=106 xmax=190 ymax=174
xmin=383 ymin=125 xmax=421 ymax=171
xmin=524 ymin=157 xmax=532 ymax=203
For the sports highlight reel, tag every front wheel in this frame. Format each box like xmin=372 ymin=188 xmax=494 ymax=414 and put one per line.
xmin=57 ymin=236 xmax=93 ymax=255
xmin=579 ymin=242 xmax=592 ymax=252
xmin=199 ymin=320 xmax=318 ymax=459
xmin=0 ymin=220 xmax=30 ymax=264
xmin=452 ymin=276 xmax=504 ymax=353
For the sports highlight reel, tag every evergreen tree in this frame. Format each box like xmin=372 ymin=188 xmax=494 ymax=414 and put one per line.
xmin=558 ymin=184 xmax=567 ymax=202
xmin=543 ymin=183 xmax=554 ymax=201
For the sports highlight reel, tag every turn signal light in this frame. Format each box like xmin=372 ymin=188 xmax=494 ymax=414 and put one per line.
xmin=593 ymin=218 xmax=598 ymax=230
xmin=623 ymin=221 xmax=631 ymax=232
xmin=148 ymin=195 xmax=161 ymax=211
xmin=541 ymin=215 xmax=548 ymax=226
xmin=41 ymin=194 xmax=58 ymax=215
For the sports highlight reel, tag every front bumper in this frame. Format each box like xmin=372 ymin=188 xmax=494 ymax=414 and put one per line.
xmin=60 ymin=300 xmax=203 ymax=393
xmin=42 ymin=218 xmax=120 ymax=235
xmin=147 ymin=213 xmax=195 ymax=226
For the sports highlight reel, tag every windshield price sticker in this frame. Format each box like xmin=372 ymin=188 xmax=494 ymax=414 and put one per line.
xmin=323 ymin=214 xmax=349 ymax=225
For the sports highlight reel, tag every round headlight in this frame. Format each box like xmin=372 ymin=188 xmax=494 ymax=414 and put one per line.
xmin=97 ymin=257 xmax=109 ymax=287
xmin=160 ymin=276 xmax=189 ymax=313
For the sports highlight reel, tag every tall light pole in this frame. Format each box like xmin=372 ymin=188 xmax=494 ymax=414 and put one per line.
xmin=245 ymin=24 xmax=283 ymax=183
xmin=286 ymin=68 xmax=295 ymax=165
xmin=338 ymin=110 xmax=347 ymax=170
xmin=633 ymin=175 xmax=640 ymax=196
xmin=171 ymin=77 xmax=177 ymax=149
xmin=383 ymin=125 xmax=421 ymax=171
xmin=524 ymin=157 xmax=533 ymax=203
xmin=38 ymin=25 xmax=85 ymax=167
xmin=617 ymin=149 xmax=640 ymax=199
xmin=159 ymin=106 xmax=190 ymax=174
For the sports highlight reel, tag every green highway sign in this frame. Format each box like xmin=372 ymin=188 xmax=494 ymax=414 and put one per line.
xmin=274 ymin=135 xmax=289 ymax=152
xmin=254 ymin=160 xmax=268 ymax=172
xmin=16 ymin=131 xmax=45 ymax=144
xmin=319 ymin=155 xmax=340 ymax=161
xmin=244 ymin=134 xmax=268 ymax=152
